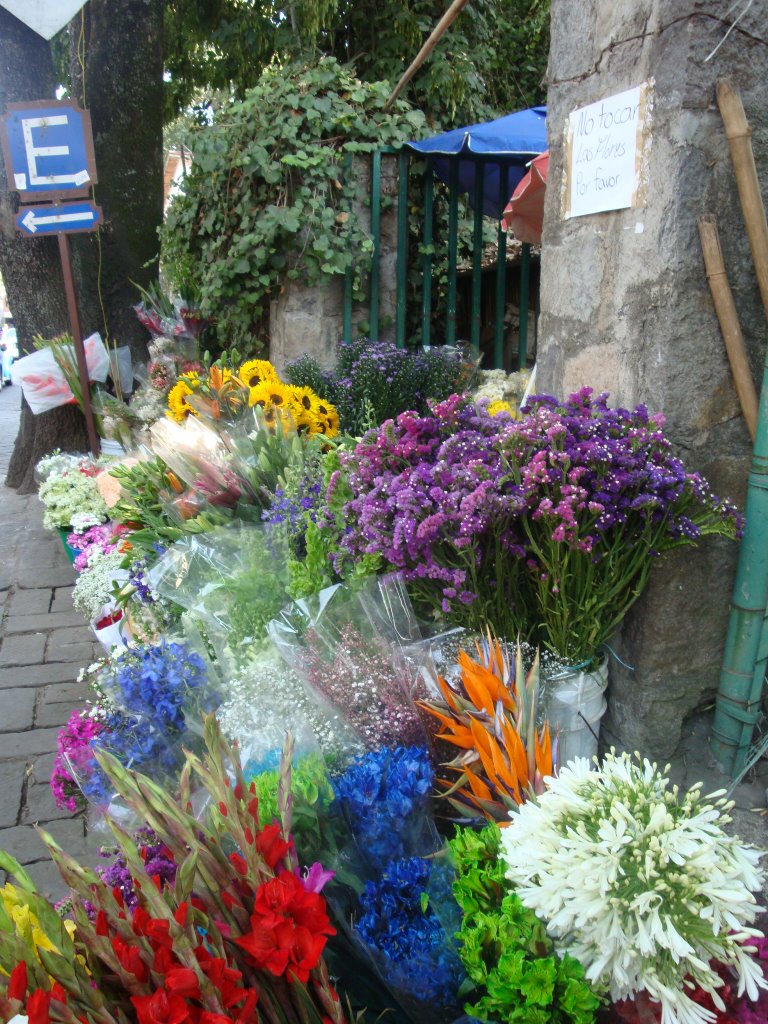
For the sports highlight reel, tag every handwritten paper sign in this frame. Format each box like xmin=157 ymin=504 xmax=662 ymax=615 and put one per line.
xmin=564 ymin=84 xmax=650 ymax=218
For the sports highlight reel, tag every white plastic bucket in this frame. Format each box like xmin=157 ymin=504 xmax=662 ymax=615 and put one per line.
xmin=544 ymin=658 xmax=608 ymax=767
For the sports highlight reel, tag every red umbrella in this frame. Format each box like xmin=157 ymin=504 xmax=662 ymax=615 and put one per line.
xmin=502 ymin=150 xmax=549 ymax=244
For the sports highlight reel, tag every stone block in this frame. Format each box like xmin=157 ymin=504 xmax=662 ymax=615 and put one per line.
xmin=0 ymin=762 xmax=24 ymax=828
xmin=0 ymin=662 xmax=80 ymax=689
xmin=23 ymin=860 xmax=69 ymax=902
xmin=5 ymin=610 xmax=87 ymax=634
xmin=0 ymin=727 xmax=60 ymax=761
xmin=29 ymin=752 xmax=57 ymax=783
xmin=9 ymin=588 xmax=52 ymax=616
xmin=0 ymin=632 xmax=46 ymax=666
xmin=46 ymin=640 xmax=93 ymax=665
xmin=41 ymin=680 xmax=87 ymax=704
xmin=51 ymin=587 xmax=75 ymax=613
xmin=23 ymin=782 xmax=75 ymax=824
xmin=47 ymin=626 xmax=94 ymax=646
xmin=0 ymin=687 xmax=36 ymax=731
xmin=34 ymin=699 xmax=78 ymax=729
xmin=16 ymin=566 xmax=76 ymax=589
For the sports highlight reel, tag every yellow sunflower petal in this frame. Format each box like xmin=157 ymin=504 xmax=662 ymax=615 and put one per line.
xmin=239 ymin=359 xmax=280 ymax=389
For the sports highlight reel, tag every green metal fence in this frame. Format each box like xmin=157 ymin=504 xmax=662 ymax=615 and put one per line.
xmin=342 ymin=146 xmax=534 ymax=370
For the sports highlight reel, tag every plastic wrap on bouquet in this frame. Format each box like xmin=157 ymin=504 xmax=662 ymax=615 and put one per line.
xmin=268 ymin=575 xmax=436 ymax=750
xmin=148 ymin=523 xmax=292 ymax=659
xmin=66 ymin=709 xmax=193 ymax=829
xmin=352 ymin=850 xmax=465 ymax=1024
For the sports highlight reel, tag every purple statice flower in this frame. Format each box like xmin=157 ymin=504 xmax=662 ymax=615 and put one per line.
xmin=98 ymin=828 xmax=177 ymax=909
xmin=51 ymin=709 xmax=105 ymax=811
xmin=338 ymin=394 xmax=524 ymax=621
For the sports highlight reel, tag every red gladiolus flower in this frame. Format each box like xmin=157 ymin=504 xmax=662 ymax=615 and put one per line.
xmin=96 ymin=910 xmax=109 ymax=936
xmin=131 ymin=988 xmax=191 ymax=1024
xmin=198 ymin=1015 xmax=234 ymax=1024
xmin=229 ymin=852 xmax=248 ymax=877
xmin=165 ymin=967 xmax=200 ymax=999
xmin=255 ymin=824 xmax=290 ymax=869
xmin=196 ymin=951 xmax=247 ymax=1009
xmin=174 ymin=903 xmax=189 ymax=927
xmin=112 ymin=935 xmax=150 ymax=982
xmin=153 ymin=947 xmax=178 ymax=975
xmin=236 ymin=871 xmax=334 ymax=981
xmin=8 ymin=961 xmax=27 ymax=1000
xmin=50 ymin=983 xmax=67 ymax=1004
xmin=26 ymin=988 xmax=51 ymax=1024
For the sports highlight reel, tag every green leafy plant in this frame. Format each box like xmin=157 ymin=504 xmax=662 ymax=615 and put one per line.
xmin=450 ymin=824 xmax=600 ymax=1024
xmin=162 ymin=57 xmax=426 ymax=349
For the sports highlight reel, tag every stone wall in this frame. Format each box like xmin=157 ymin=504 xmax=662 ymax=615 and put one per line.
xmin=539 ymin=0 xmax=768 ymax=757
xmin=269 ymin=154 xmax=400 ymax=374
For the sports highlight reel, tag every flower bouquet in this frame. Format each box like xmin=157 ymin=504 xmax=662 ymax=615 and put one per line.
xmin=1 ymin=716 xmax=346 ymax=1024
xmin=500 ymin=752 xmax=767 ymax=1024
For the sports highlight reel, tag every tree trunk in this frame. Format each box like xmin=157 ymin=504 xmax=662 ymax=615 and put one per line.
xmin=68 ymin=0 xmax=164 ymax=365
xmin=0 ymin=9 xmax=88 ymax=493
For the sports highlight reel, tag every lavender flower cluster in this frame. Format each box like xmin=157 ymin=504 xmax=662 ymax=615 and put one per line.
xmin=339 ymin=393 xmax=522 ymax=616
xmin=287 ymin=338 xmax=470 ymax=435
xmin=335 ymin=389 xmax=742 ymax=655
xmin=507 ymin=388 xmax=743 ymax=555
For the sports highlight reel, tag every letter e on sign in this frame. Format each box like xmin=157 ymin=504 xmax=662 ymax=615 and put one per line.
xmin=1 ymin=99 xmax=98 ymax=202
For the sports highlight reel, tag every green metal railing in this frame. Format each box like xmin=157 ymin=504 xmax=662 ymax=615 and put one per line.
xmin=341 ymin=147 xmax=533 ymax=370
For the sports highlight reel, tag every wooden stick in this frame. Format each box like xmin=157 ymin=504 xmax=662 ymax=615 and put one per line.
xmin=717 ymin=78 xmax=768 ymax=321
xmin=699 ymin=215 xmax=758 ymax=441
xmin=385 ymin=0 xmax=469 ymax=110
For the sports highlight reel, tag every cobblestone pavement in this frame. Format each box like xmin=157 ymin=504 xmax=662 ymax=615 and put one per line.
xmin=0 ymin=385 xmax=102 ymax=900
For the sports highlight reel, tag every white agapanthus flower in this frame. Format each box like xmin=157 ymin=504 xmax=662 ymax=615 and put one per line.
xmin=500 ymin=752 xmax=767 ymax=1024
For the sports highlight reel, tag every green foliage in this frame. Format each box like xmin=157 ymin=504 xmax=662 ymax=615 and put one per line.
xmin=162 ymin=0 xmax=550 ymax=127
xmin=286 ymin=337 xmax=473 ymax=436
xmin=450 ymin=824 xmax=601 ymax=1024
xmin=247 ymin=752 xmax=335 ymax=849
xmin=162 ymin=57 xmax=426 ymax=350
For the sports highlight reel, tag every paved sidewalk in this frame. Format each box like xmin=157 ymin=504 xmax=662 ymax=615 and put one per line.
xmin=0 ymin=385 xmax=102 ymax=899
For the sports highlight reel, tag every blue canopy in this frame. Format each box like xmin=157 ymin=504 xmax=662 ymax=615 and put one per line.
xmin=405 ymin=106 xmax=547 ymax=218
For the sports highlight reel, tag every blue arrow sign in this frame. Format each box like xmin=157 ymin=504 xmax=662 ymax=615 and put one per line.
xmin=16 ymin=201 xmax=102 ymax=236
xmin=2 ymin=101 xmax=97 ymax=199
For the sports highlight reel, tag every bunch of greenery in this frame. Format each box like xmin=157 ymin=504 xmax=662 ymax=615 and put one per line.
xmin=450 ymin=824 xmax=600 ymax=1024
xmin=162 ymin=57 xmax=426 ymax=349
xmin=286 ymin=337 xmax=473 ymax=436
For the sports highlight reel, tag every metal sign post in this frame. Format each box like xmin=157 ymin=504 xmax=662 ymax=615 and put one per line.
xmin=1 ymin=99 xmax=102 ymax=455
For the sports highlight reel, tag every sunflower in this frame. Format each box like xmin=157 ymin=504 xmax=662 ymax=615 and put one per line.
xmin=286 ymin=385 xmax=322 ymax=432
xmin=487 ymin=399 xmax=518 ymax=419
xmin=310 ymin=398 xmax=340 ymax=438
xmin=167 ymin=378 xmax=200 ymax=422
xmin=239 ymin=358 xmax=280 ymax=389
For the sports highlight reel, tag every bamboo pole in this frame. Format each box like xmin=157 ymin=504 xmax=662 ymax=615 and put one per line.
xmin=716 ymin=78 xmax=768 ymax=318
xmin=698 ymin=216 xmax=758 ymax=440
xmin=385 ymin=0 xmax=469 ymax=110
xmin=710 ymin=79 xmax=768 ymax=774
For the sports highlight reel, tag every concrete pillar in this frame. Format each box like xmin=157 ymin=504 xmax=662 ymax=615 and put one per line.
xmin=538 ymin=1 xmax=768 ymax=757
xmin=269 ymin=154 xmax=399 ymax=375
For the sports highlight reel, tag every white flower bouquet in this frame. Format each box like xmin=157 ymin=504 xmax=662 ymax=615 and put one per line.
xmin=501 ymin=752 xmax=767 ymax=1024
xmin=38 ymin=466 xmax=108 ymax=530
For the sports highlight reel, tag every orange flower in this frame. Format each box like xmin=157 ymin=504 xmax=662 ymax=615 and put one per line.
xmin=420 ymin=632 xmax=555 ymax=822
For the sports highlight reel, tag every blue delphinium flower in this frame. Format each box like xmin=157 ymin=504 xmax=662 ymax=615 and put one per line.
xmin=356 ymin=856 xmax=464 ymax=1010
xmin=105 ymin=640 xmax=213 ymax=733
xmin=332 ymin=746 xmax=433 ymax=868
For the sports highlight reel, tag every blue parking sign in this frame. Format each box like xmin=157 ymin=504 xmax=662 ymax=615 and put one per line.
xmin=1 ymin=100 xmax=97 ymax=200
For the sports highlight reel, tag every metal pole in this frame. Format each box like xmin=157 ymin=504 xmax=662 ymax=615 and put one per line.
xmin=57 ymin=233 xmax=100 ymax=456
xmin=421 ymin=164 xmax=434 ymax=348
xmin=446 ymin=160 xmax=459 ymax=347
xmin=395 ymin=150 xmax=409 ymax=348
xmin=369 ymin=151 xmax=382 ymax=342
xmin=470 ymin=170 xmax=484 ymax=358
xmin=495 ymin=167 xmax=508 ymax=370
xmin=518 ymin=242 xmax=531 ymax=371
xmin=343 ymin=153 xmax=353 ymax=345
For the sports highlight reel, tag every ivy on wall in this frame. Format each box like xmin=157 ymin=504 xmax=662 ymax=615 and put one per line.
xmin=162 ymin=58 xmax=426 ymax=350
